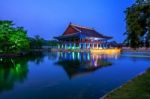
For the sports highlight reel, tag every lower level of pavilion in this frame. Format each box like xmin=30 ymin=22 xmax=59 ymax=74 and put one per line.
xmin=58 ymin=42 xmax=110 ymax=49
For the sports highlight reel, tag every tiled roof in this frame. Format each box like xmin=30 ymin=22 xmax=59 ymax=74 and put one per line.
xmin=55 ymin=23 xmax=112 ymax=39
xmin=70 ymin=24 xmax=112 ymax=39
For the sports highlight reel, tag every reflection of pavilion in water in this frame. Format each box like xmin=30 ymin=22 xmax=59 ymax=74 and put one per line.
xmin=56 ymin=52 xmax=119 ymax=79
xmin=57 ymin=52 xmax=119 ymax=66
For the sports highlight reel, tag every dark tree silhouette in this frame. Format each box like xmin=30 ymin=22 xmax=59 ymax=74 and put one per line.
xmin=124 ymin=0 xmax=150 ymax=48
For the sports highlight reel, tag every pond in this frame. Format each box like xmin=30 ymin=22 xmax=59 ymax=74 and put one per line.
xmin=0 ymin=52 xmax=150 ymax=99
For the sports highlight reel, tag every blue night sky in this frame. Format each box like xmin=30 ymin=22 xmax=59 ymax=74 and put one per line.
xmin=0 ymin=0 xmax=135 ymax=42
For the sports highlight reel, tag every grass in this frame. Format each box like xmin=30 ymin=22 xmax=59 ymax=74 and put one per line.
xmin=104 ymin=69 xmax=150 ymax=99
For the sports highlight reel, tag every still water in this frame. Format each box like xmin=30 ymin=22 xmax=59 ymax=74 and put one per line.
xmin=0 ymin=52 xmax=150 ymax=99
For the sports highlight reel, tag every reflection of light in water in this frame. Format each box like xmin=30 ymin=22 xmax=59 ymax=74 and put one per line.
xmin=94 ymin=61 xmax=96 ymax=66
xmin=94 ymin=55 xmax=99 ymax=67
xmin=97 ymin=55 xmax=98 ymax=59
xmin=99 ymin=55 xmax=101 ymax=59
xmin=92 ymin=55 xmax=94 ymax=60
xmin=89 ymin=54 xmax=99 ymax=67
xmin=72 ymin=52 xmax=75 ymax=60
xmin=56 ymin=52 xmax=60 ymax=60
xmin=58 ymin=52 xmax=119 ymax=67
xmin=87 ymin=53 xmax=90 ymax=61
xmin=77 ymin=52 xmax=80 ymax=60
xmin=83 ymin=53 xmax=87 ymax=61
xmin=115 ymin=54 xmax=118 ymax=59
xmin=91 ymin=54 xmax=98 ymax=67
xmin=91 ymin=52 xmax=120 ymax=59
xmin=94 ymin=60 xmax=97 ymax=67
xmin=90 ymin=49 xmax=120 ymax=59
xmin=65 ymin=52 xmax=67 ymax=59
xmin=61 ymin=52 xmax=63 ymax=57
xmin=16 ymin=64 xmax=21 ymax=73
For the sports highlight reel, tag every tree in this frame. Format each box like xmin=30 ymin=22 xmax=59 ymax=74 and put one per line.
xmin=48 ymin=40 xmax=59 ymax=46
xmin=29 ymin=35 xmax=44 ymax=49
xmin=0 ymin=20 xmax=29 ymax=53
xmin=124 ymin=0 xmax=150 ymax=48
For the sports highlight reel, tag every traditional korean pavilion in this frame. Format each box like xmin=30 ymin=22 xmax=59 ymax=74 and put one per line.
xmin=54 ymin=23 xmax=112 ymax=49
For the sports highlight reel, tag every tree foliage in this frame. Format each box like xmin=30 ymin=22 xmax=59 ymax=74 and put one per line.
xmin=29 ymin=35 xmax=59 ymax=49
xmin=47 ymin=40 xmax=59 ymax=46
xmin=29 ymin=35 xmax=44 ymax=49
xmin=0 ymin=21 xmax=29 ymax=53
xmin=124 ymin=0 xmax=150 ymax=48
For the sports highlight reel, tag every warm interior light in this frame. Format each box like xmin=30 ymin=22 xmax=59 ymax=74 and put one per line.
xmin=90 ymin=48 xmax=121 ymax=55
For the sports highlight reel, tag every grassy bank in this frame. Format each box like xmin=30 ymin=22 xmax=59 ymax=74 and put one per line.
xmin=103 ymin=69 xmax=150 ymax=99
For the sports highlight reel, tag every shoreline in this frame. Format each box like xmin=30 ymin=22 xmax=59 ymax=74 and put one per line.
xmin=0 ymin=48 xmax=53 ymax=57
xmin=1 ymin=48 xmax=150 ymax=58
xmin=0 ymin=49 xmax=49 ymax=58
xmin=122 ymin=47 xmax=150 ymax=52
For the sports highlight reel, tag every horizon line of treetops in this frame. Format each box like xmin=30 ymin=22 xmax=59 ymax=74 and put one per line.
xmin=0 ymin=0 xmax=150 ymax=54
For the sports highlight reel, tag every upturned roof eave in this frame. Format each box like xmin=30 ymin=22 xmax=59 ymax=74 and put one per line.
xmin=54 ymin=35 xmax=113 ymax=40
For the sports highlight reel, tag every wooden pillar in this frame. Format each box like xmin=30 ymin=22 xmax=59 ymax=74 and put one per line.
xmin=100 ymin=44 xmax=102 ymax=49
xmin=92 ymin=43 xmax=94 ymax=49
xmin=104 ymin=43 xmax=106 ymax=49
xmin=97 ymin=43 xmax=99 ymax=49
xmin=106 ymin=43 xmax=108 ymax=48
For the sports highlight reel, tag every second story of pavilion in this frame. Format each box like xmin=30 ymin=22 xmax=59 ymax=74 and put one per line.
xmin=54 ymin=23 xmax=113 ymax=44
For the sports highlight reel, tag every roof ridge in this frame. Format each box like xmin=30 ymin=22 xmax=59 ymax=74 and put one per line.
xmin=70 ymin=23 xmax=95 ymax=30
xmin=70 ymin=25 xmax=81 ymax=32
xmin=60 ymin=32 xmax=80 ymax=37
